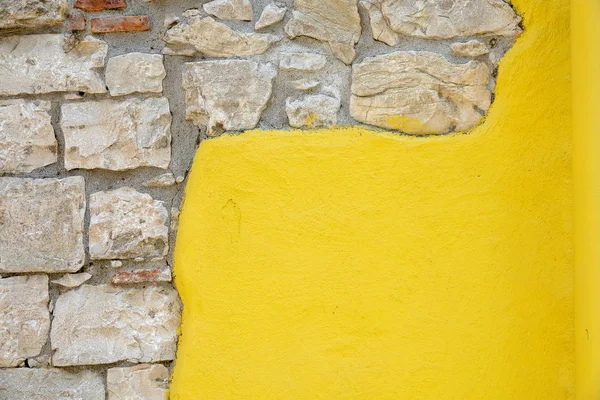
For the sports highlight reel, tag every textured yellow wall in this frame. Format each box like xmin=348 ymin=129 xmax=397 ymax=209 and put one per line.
xmin=170 ymin=0 xmax=574 ymax=398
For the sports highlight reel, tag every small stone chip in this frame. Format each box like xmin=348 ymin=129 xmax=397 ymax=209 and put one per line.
xmin=286 ymin=94 xmax=340 ymax=128
xmin=255 ymin=3 xmax=286 ymax=30
xmin=450 ymin=40 xmax=490 ymax=57
xmin=279 ymin=52 xmax=327 ymax=72
xmin=51 ymin=273 xmax=92 ymax=288
xmin=143 ymin=172 xmax=176 ymax=188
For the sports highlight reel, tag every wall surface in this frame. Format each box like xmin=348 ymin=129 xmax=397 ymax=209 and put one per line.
xmin=172 ymin=0 xmax=574 ymax=399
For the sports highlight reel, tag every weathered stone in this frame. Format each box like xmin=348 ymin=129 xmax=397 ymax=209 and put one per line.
xmin=280 ymin=52 xmax=327 ymax=72
xmin=0 ymin=0 xmax=67 ymax=32
xmin=89 ymin=187 xmax=169 ymax=260
xmin=0 ymin=34 xmax=107 ymax=96
xmin=111 ymin=266 xmax=172 ymax=285
xmin=350 ymin=51 xmax=491 ymax=134
xmin=203 ymin=0 xmax=253 ymax=21
xmin=0 ymin=101 xmax=57 ymax=173
xmin=164 ymin=12 xmax=278 ymax=57
xmin=107 ymin=364 xmax=169 ymax=400
xmin=285 ymin=0 xmax=361 ymax=64
xmin=0 ymin=275 xmax=49 ymax=367
xmin=0 ymin=177 xmax=85 ymax=273
xmin=0 ymin=368 xmax=105 ymax=399
xmin=451 ymin=40 xmax=490 ymax=57
xmin=106 ymin=53 xmax=166 ymax=96
xmin=359 ymin=0 xmax=398 ymax=46
xmin=51 ymin=272 xmax=92 ymax=288
xmin=183 ymin=60 xmax=277 ymax=133
xmin=91 ymin=15 xmax=150 ymax=33
xmin=380 ymin=0 xmax=522 ymax=39
xmin=287 ymin=78 xmax=320 ymax=91
xmin=143 ymin=172 xmax=176 ymax=188
xmin=61 ymin=98 xmax=171 ymax=171
xmin=255 ymin=3 xmax=286 ymax=30
xmin=51 ymin=284 xmax=181 ymax=366
xmin=286 ymin=94 xmax=340 ymax=128
xmin=69 ymin=11 xmax=86 ymax=31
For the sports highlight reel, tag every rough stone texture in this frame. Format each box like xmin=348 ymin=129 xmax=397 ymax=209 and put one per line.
xmin=0 ymin=275 xmax=49 ymax=367
xmin=0 ymin=34 xmax=107 ymax=96
xmin=0 ymin=101 xmax=57 ymax=174
xmin=75 ymin=0 xmax=126 ymax=11
xmin=144 ymin=172 xmax=176 ymax=187
xmin=164 ymin=12 xmax=278 ymax=57
xmin=280 ymin=52 xmax=327 ymax=72
xmin=183 ymin=60 xmax=277 ymax=133
xmin=286 ymin=94 xmax=340 ymax=128
xmin=359 ymin=0 xmax=399 ymax=46
xmin=0 ymin=177 xmax=85 ymax=273
xmin=106 ymin=53 xmax=166 ymax=96
xmin=287 ymin=79 xmax=320 ymax=91
xmin=69 ymin=11 xmax=86 ymax=31
xmin=0 ymin=0 xmax=67 ymax=32
xmin=0 ymin=368 xmax=105 ymax=399
xmin=51 ymin=284 xmax=181 ymax=366
xmin=350 ymin=51 xmax=492 ymax=134
xmin=51 ymin=272 xmax=92 ymax=288
xmin=451 ymin=40 xmax=490 ymax=57
xmin=203 ymin=0 xmax=253 ymax=21
xmin=91 ymin=15 xmax=151 ymax=33
xmin=107 ymin=364 xmax=169 ymax=400
xmin=380 ymin=0 xmax=522 ymax=39
xmin=61 ymin=98 xmax=172 ymax=171
xmin=285 ymin=0 xmax=361 ymax=64
xmin=89 ymin=187 xmax=169 ymax=260
xmin=255 ymin=3 xmax=286 ymax=30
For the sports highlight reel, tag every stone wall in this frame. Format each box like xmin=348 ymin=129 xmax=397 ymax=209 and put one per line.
xmin=0 ymin=0 xmax=520 ymax=398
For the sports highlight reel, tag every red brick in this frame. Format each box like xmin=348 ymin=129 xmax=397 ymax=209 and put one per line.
xmin=110 ymin=268 xmax=169 ymax=285
xmin=68 ymin=11 xmax=86 ymax=31
xmin=74 ymin=0 xmax=126 ymax=12
xmin=91 ymin=16 xmax=150 ymax=33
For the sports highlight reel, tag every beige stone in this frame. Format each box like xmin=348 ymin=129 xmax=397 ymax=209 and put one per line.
xmin=51 ymin=272 xmax=92 ymax=288
xmin=380 ymin=0 xmax=522 ymax=39
xmin=0 ymin=34 xmax=107 ymax=96
xmin=144 ymin=172 xmax=176 ymax=188
xmin=280 ymin=52 xmax=327 ymax=72
xmin=255 ymin=3 xmax=286 ymax=30
xmin=0 ymin=369 xmax=105 ymax=399
xmin=203 ymin=0 xmax=253 ymax=21
xmin=286 ymin=94 xmax=340 ymax=128
xmin=359 ymin=0 xmax=398 ymax=46
xmin=108 ymin=364 xmax=169 ymax=400
xmin=287 ymin=78 xmax=320 ymax=91
xmin=0 ymin=177 xmax=85 ymax=273
xmin=451 ymin=40 xmax=490 ymax=57
xmin=0 ymin=101 xmax=57 ymax=173
xmin=183 ymin=60 xmax=277 ymax=133
xmin=61 ymin=98 xmax=172 ymax=171
xmin=89 ymin=187 xmax=169 ymax=260
xmin=164 ymin=13 xmax=278 ymax=57
xmin=106 ymin=53 xmax=166 ymax=96
xmin=0 ymin=0 xmax=67 ymax=31
xmin=0 ymin=275 xmax=49 ymax=367
xmin=350 ymin=51 xmax=492 ymax=134
xmin=51 ymin=284 xmax=181 ymax=366
xmin=285 ymin=0 xmax=361 ymax=64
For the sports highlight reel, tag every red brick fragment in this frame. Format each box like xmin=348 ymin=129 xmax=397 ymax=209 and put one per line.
xmin=110 ymin=268 xmax=170 ymax=285
xmin=75 ymin=0 xmax=126 ymax=12
xmin=91 ymin=16 xmax=150 ymax=33
xmin=69 ymin=12 xmax=86 ymax=31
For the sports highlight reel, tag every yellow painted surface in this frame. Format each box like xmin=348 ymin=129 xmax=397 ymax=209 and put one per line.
xmin=572 ymin=0 xmax=600 ymax=398
xmin=171 ymin=0 xmax=574 ymax=398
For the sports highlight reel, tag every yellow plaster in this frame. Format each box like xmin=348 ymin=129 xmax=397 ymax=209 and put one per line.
xmin=171 ymin=0 xmax=574 ymax=398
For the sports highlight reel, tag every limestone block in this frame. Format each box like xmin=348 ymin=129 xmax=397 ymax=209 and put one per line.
xmin=51 ymin=284 xmax=181 ymax=366
xmin=0 ymin=0 xmax=67 ymax=31
xmin=0 ymin=34 xmax=107 ymax=96
xmin=0 ymin=177 xmax=85 ymax=273
xmin=203 ymin=0 xmax=253 ymax=21
xmin=164 ymin=12 xmax=277 ymax=57
xmin=286 ymin=94 xmax=340 ymax=128
xmin=350 ymin=51 xmax=492 ymax=134
xmin=279 ymin=52 xmax=327 ymax=72
xmin=451 ymin=40 xmax=490 ymax=57
xmin=183 ymin=60 xmax=277 ymax=133
xmin=255 ymin=3 xmax=286 ymax=30
xmin=106 ymin=53 xmax=166 ymax=96
xmin=0 ymin=275 xmax=49 ymax=367
xmin=107 ymin=364 xmax=169 ymax=400
xmin=51 ymin=272 xmax=92 ymax=288
xmin=359 ymin=0 xmax=399 ymax=46
xmin=0 ymin=101 xmax=57 ymax=173
xmin=0 ymin=368 xmax=105 ymax=399
xmin=61 ymin=98 xmax=172 ymax=171
xmin=89 ymin=187 xmax=169 ymax=260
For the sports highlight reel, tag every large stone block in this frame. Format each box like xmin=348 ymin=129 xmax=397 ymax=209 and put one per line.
xmin=106 ymin=53 xmax=166 ymax=96
xmin=51 ymin=285 xmax=181 ymax=366
xmin=107 ymin=364 xmax=169 ymax=400
xmin=61 ymin=98 xmax=171 ymax=171
xmin=0 ymin=0 xmax=67 ymax=32
xmin=0 ymin=275 xmax=49 ymax=367
xmin=0 ymin=177 xmax=85 ymax=273
xmin=0 ymin=368 xmax=105 ymax=399
xmin=0 ymin=34 xmax=107 ymax=96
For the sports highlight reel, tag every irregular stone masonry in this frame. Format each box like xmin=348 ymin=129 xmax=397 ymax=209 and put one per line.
xmin=0 ymin=0 xmax=521 ymax=396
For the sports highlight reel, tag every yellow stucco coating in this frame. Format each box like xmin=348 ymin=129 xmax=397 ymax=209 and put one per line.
xmin=170 ymin=0 xmax=574 ymax=398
